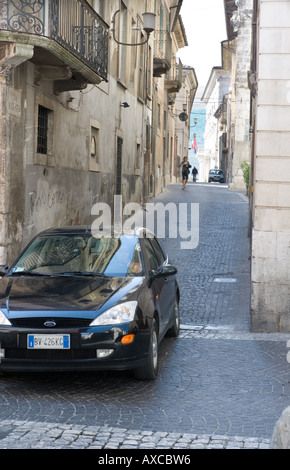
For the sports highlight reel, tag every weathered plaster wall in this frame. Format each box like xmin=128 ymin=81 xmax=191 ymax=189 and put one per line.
xmin=1 ymin=52 xmax=147 ymax=265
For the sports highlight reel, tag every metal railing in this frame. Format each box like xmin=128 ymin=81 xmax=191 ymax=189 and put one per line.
xmin=166 ymin=58 xmax=182 ymax=84
xmin=3 ymin=0 xmax=108 ymax=81
xmin=153 ymin=29 xmax=172 ymax=64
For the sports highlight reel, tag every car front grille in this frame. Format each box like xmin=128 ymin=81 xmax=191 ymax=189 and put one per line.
xmin=11 ymin=317 xmax=92 ymax=328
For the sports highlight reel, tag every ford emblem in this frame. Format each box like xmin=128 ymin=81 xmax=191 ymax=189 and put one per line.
xmin=44 ymin=320 xmax=57 ymax=328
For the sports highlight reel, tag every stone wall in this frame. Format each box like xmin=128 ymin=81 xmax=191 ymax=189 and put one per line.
xmin=251 ymin=0 xmax=290 ymax=332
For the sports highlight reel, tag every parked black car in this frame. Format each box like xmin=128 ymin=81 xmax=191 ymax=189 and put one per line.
xmin=208 ymin=169 xmax=225 ymax=183
xmin=0 ymin=226 xmax=179 ymax=380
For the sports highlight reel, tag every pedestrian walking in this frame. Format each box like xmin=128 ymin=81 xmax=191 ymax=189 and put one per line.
xmin=180 ymin=157 xmax=191 ymax=190
xmin=192 ymin=166 xmax=198 ymax=182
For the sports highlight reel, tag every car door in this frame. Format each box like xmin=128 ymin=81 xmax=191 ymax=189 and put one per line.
xmin=143 ymin=235 xmax=175 ymax=336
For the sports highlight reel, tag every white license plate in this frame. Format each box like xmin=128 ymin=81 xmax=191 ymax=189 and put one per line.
xmin=27 ymin=334 xmax=70 ymax=350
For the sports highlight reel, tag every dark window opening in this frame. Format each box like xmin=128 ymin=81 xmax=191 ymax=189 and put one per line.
xmin=37 ymin=105 xmax=49 ymax=154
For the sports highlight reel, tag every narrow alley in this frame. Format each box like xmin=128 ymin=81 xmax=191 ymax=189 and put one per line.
xmin=0 ymin=182 xmax=289 ymax=449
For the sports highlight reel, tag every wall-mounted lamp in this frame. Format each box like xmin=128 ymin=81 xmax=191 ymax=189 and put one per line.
xmin=192 ymin=118 xmax=198 ymax=127
xmin=121 ymin=102 xmax=130 ymax=108
xmin=112 ymin=10 xmax=155 ymax=46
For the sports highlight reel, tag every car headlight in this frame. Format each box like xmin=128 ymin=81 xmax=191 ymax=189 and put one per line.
xmin=90 ymin=301 xmax=138 ymax=326
xmin=0 ymin=309 xmax=11 ymax=326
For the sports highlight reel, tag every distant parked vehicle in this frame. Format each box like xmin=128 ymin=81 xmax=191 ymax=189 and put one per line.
xmin=208 ymin=169 xmax=224 ymax=183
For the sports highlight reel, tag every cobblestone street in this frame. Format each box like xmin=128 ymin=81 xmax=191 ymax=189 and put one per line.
xmin=0 ymin=182 xmax=290 ymax=450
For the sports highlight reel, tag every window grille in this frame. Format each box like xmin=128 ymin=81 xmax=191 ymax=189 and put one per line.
xmin=37 ymin=105 xmax=49 ymax=154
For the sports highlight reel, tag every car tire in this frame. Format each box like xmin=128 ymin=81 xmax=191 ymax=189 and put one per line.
xmin=134 ymin=318 xmax=158 ymax=380
xmin=165 ymin=299 xmax=180 ymax=337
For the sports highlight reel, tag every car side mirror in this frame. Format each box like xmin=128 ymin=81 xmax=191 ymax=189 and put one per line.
xmin=158 ymin=265 xmax=177 ymax=277
xmin=150 ymin=265 xmax=177 ymax=279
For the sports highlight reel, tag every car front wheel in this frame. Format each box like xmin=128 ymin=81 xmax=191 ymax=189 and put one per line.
xmin=134 ymin=318 xmax=158 ymax=380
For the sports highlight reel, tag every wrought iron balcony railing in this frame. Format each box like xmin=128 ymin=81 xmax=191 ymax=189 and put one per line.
xmin=1 ymin=0 xmax=109 ymax=81
xmin=153 ymin=29 xmax=172 ymax=76
xmin=165 ymin=58 xmax=183 ymax=93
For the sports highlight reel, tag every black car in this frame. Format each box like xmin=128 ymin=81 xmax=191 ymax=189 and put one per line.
xmin=0 ymin=226 xmax=179 ymax=380
xmin=208 ymin=169 xmax=225 ymax=183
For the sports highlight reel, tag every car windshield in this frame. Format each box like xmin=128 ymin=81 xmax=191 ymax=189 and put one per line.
xmin=10 ymin=233 xmax=144 ymax=277
xmin=210 ymin=170 xmax=223 ymax=175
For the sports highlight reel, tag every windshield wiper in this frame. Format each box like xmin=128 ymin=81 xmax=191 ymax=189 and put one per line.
xmin=11 ymin=270 xmax=107 ymax=278
xmin=11 ymin=271 xmax=53 ymax=277
xmin=55 ymin=271 xmax=106 ymax=277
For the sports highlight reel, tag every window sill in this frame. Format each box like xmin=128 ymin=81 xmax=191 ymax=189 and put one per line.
xmin=34 ymin=153 xmax=55 ymax=166
xmin=89 ymin=161 xmax=100 ymax=172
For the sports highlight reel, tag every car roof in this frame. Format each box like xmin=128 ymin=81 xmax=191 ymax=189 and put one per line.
xmin=38 ymin=225 xmax=91 ymax=235
xmin=36 ymin=226 xmax=155 ymax=239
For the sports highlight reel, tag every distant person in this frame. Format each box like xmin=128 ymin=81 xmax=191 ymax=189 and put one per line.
xmin=192 ymin=167 xmax=198 ymax=182
xmin=180 ymin=157 xmax=191 ymax=190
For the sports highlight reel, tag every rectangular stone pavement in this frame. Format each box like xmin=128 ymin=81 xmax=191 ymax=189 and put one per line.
xmin=152 ymin=184 xmax=252 ymax=331
xmin=0 ymin=184 xmax=286 ymax=450
xmin=0 ymin=420 xmax=270 ymax=449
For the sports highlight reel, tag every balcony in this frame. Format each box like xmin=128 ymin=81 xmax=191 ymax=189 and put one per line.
xmin=165 ymin=58 xmax=182 ymax=93
xmin=153 ymin=30 xmax=172 ymax=77
xmin=0 ymin=0 xmax=109 ymax=92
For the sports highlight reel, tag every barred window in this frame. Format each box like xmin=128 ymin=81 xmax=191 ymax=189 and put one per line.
xmin=37 ymin=105 xmax=49 ymax=154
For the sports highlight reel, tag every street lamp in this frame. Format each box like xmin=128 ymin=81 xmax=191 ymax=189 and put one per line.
xmin=189 ymin=118 xmax=198 ymax=129
xmin=112 ymin=10 xmax=156 ymax=46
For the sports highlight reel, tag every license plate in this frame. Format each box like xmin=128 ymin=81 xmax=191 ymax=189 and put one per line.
xmin=27 ymin=334 xmax=70 ymax=349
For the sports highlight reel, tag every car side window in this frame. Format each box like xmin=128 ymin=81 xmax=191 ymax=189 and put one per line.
xmin=149 ymin=237 xmax=166 ymax=266
xmin=143 ymin=237 xmax=159 ymax=271
xmin=143 ymin=235 xmax=167 ymax=271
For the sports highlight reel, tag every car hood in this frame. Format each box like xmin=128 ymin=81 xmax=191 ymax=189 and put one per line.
xmin=0 ymin=275 xmax=142 ymax=316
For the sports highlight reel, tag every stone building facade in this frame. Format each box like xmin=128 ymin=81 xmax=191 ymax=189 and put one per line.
xmin=223 ymin=0 xmax=290 ymax=332
xmin=0 ymin=0 xmax=192 ymax=266
xmin=227 ymin=0 xmax=253 ymax=191
xmin=201 ymin=59 xmax=231 ymax=176
xmin=250 ymin=0 xmax=290 ymax=332
xmin=174 ymin=65 xmax=198 ymax=179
